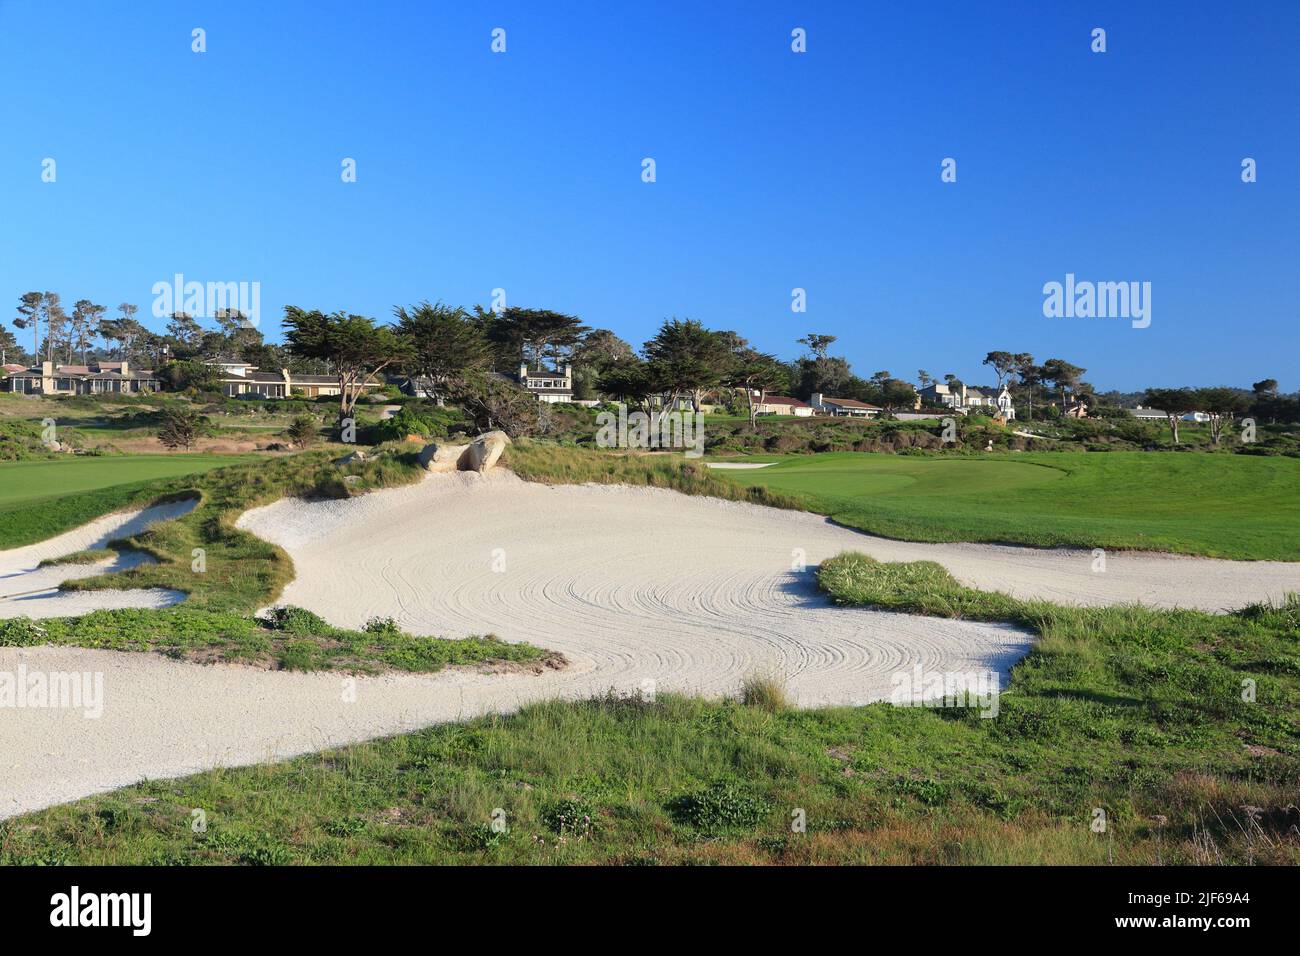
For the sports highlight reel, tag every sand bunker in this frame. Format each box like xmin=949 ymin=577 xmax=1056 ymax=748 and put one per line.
xmin=4 ymin=472 xmax=1295 ymax=818
xmin=0 ymin=498 xmax=196 ymax=619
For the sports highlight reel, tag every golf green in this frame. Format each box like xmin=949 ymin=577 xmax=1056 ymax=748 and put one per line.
xmin=0 ymin=455 xmax=251 ymax=549
xmin=717 ymin=451 xmax=1300 ymax=560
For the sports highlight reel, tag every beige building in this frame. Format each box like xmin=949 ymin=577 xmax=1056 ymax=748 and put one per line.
xmin=208 ymin=361 xmax=365 ymax=399
xmin=4 ymin=360 xmax=160 ymax=395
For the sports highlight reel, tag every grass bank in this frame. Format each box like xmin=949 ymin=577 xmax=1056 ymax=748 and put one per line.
xmin=0 ymin=605 xmax=553 ymax=675
xmin=504 ymin=440 xmax=804 ymax=510
xmin=7 ymin=554 xmax=1295 ymax=865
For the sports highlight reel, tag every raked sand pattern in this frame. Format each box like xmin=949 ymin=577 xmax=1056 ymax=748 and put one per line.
xmin=3 ymin=471 xmax=1296 ymax=817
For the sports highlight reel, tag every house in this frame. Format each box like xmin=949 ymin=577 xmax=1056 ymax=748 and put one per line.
xmin=916 ymin=382 xmax=1015 ymax=419
xmin=753 ymin=394 xmax=813 ymax=417
xmin=1062 ymin=401 xmax=1088 ymax=419
xmin=518 ymin=362 xmax=574 ymax=404
xmin=1128 ymin=405 xmax=1167 ymax=420
xmin=4 ymin=360 xmax=160 ymax=396
xmin=809 ymin=393 xmax=882 ymax=418
xmin=888 ymin=407 xmax=955 ymax=421
xmin=917 ymin=382 xmax=965 ymax=410
xmin=206 ymin=360 xmax=362 ymax=399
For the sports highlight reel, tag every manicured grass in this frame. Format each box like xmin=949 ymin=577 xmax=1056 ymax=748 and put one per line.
xmin=717 ymin=451 xmax=1300 ymax=560
xmin=7 ymin=555 xmax=1295 ymax=866
xmin=0 ymin=455 xmax=251 ymax=549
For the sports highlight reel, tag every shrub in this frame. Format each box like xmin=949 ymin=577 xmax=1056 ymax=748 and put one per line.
xmin=668 ymin=781 xmax=771 ymax=832
xmin=286 ymin=415 xmax=318 ymax=448
xmin=157 ymin=407 xmax=203 ymax=450
xmin=263 ymin=605 xmax=333 ymax=635
xmin=363 ymin=616 xmax=399 ymax=635
xmin=541 ymin=797 xmax=595 ymax=836
xmin=740 ymin=674 xmax=790 ymax=711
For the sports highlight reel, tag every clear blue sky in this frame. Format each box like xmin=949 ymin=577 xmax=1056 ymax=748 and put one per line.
xmin=1 ymin=0 xmax=1296 ymax=391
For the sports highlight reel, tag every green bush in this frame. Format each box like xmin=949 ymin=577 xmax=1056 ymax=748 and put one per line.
xmin=668 ymin=781 xmax=771 ymax=832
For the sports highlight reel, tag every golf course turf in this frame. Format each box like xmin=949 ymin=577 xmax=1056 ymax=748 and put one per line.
xmin=714 ymin=451 xmax=1300 ymax=561
xmin=0 ymin=455 xmax=252 ymax=550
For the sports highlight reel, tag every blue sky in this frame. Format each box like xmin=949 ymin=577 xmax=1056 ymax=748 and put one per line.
xmin=1 ymin=0 xmax=1296 ymax=390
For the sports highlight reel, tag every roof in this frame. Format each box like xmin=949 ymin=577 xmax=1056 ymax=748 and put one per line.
xmin=823 ymin=397 xmax=882 ymax=409
xmin=761 ymin=395 xmax=810 ymax=407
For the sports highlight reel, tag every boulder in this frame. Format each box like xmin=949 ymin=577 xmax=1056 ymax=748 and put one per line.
xmin=461 ymin=430 xmax=511 ymax=472
xmin=419 ymin=441 xmax=468 ymax=472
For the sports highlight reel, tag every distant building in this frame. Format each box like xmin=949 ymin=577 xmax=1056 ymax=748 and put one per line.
xmin=809 ymin=393 xmax=882 ymax=418
xmin=206 ymin=360 xmax=364 ymax=399
xmin=916 ymin=382 xmax=1014 ymax=420
xmin=518 ymin=362 xmax=574 ymax=404
xmin=4 ymin=360 xmax=160 ymax=396
xmin=1128 ymin=405 xmax=1167 ymax=420
xmin=752 ymin=394 xmax=813 ymax=417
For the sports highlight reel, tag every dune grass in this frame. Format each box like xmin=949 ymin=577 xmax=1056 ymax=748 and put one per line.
xmin=503 ymin=440 xmax=804 ymax=510
xmin=0 ymin=604 xmax=551 ymax=675
xmin=8 ymin=554 xmax=1295 ymax=866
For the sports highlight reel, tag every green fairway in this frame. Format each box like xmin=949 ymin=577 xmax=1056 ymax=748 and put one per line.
xmin=716 ymin=451 xmax=1300 ymax=560
xmin=0 ymin=455 xmax=251 ymax=550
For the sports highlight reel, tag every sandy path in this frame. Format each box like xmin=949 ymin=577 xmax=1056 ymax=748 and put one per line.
xmin=0 ymin=499 xmax=196 ymax=618
xmin=705 ymin=461 xmax=777 ymax=469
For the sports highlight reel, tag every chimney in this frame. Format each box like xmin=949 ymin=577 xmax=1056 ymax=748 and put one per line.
xmin=563 ymin=363 xmax=572 ymax=379
xmin=281 ymin=368 xmax=293 ymax=397
xmin=810 ymin=392 xmax=823 ymax=408
xmin=519 ymin=362 xmax=528 ymax=380
xmin=120 ymin=360 xmax=129 ymax=376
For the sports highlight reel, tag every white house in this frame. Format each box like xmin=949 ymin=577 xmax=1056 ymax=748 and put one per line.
xmin=809 ymin=393 xmax=882 ymax=418
xmin=916 ymin=382 xmax=1014 ymax=419
xmin=518 ymin=362 xmax=574 ymax=404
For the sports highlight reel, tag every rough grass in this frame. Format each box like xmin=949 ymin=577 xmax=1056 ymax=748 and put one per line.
xmin=9 ymin=555 xmax=1296 ymax=865
xmin=0 ymin=605 xmax=553 ymax=674
xmin=504 ymin=440 xmax=803 ymax=510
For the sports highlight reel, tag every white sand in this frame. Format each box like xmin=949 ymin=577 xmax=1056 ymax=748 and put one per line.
xmin=3 ymin=472 xmax=1295 ymax=819
xmin=705 ymin=461 xmax=778 ymax=469
xmin=0 ymin=499 xmax=196 ymax=618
